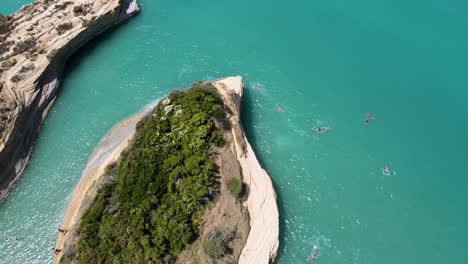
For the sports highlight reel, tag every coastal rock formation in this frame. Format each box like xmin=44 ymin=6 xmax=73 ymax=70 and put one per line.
xmin=55 ymin=77 xmax=279 ymax=263
xmin=213 ymin=77 xmax=280 ymax=263
xmin=0 ymin=0 xmax=140 ymax=202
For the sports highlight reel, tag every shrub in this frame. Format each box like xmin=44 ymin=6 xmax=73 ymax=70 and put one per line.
xmin=227 ymin=177 xmax=243 ymax=198
xmin=54 ymin=1 xmax=72 ymax=10
xmin=10 ymin=74 xmax=23 ymax=83
xmin=73 ymin=5 xmax=83 ymax=15
xmin=1 ymin=58 xmax=17 ymax=70
xmin=0 ymin=15 xmax=10 ymax=35
xmin=19 ymin=63 xmax=35 ymax=73
xmin=203 ymin=238 xmax=225 ymax=258
xmin=202 ymin=228 xmax=235 ymax=258
xmin=73 ymin=4 xmax=90 ymax=17
xmin=0 ymin=40 xmax=14 ymax=56
xmin=46 ymin=49 xmax=58 ymax=60
xmin=81 ymin=19 xmax=90 ymax=27
xmin=56 ymin=22 xmax=73 ymax=35
xmin=211 ymin=104 xmax=224 ymax=118
xmin=210 ymin=131 xmax=225 ymax=147
xmin=12 ymin=38 xmax=36 ymax=55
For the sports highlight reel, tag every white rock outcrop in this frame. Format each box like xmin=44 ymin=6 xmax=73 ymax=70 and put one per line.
xmin=213 ymin=76 xmax=280 ymax=264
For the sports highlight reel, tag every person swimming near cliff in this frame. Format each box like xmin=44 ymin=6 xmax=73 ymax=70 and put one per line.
xmin=276 ymin=104 xmax=284 ymax=112
xmin=252 ymin=83 xmax=262 ymax=92
xmin=5 ymin=236 xmax=20 ymax=243
xmin=312 ymin=127 xmax=330 ymax=132
xmin=382 ymin=165 xmax=390 ymax=176
xmin=58 ymin=228 xmax=68 ymax=235
xmin=364 ymin=112 xmax=374 ymax=125
xmin=310 ymin=245 xmax=318 ymax=261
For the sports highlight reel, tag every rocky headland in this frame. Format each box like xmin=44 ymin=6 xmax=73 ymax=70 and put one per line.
xmin=55 ymin=77 xmax=279 ymax=264
xmin=0 ymin=0 xmax=140 ymax=202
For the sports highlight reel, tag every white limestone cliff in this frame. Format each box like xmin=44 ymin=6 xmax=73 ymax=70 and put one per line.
xmin=213 ymin=76 xmax=280 ymax=264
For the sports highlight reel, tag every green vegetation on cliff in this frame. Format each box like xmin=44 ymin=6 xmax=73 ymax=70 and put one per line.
xmin=0 ymin=14 xmax=9 ymax=35
xmin=227 ymin=177 xmax=243 ymax=198
xmin=202 ymin=228 xmax=235 ymax=258
xmin=72 ymin=83 xmax=226 ymax=263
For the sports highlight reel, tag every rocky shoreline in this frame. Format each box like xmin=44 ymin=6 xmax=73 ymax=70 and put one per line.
xmin=55 ymin=77 xmax=279 ymax=263
xmin=0 ymin=0 xmax=140 ymax=202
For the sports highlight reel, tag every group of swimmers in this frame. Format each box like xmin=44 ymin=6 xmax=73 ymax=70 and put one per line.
xmin=276 ymin=104 xmax=331 ymax=133
xmin=364 ymin=113 xmax=391 ymax=174
xmin=311 ymin=112 xmax=374 ymax=133
xmin=5 ymin=236 xmax=20 ymax=243
xmin=276 ymin=106 xmax=376 ymax=134
xmin=273 ymin=108 xmax=391 ymax=260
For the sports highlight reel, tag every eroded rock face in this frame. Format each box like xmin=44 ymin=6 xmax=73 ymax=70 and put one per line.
xmin=212 ymin=77 xmax=280 ymax=264
xmin=0 ymin=0 xmax=140 ymax=202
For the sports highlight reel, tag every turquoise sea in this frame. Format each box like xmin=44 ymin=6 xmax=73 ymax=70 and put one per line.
xmin=1 ymin=0 xmax=468 ymax=263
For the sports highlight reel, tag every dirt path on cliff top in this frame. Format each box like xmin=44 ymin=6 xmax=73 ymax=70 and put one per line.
xmin=176 ymin=130 xmax=250 ymax=264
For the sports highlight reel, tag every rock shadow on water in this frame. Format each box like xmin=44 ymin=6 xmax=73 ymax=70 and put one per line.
xmin=60 ymin=12 xmax=142 ymax=90
xmin=240 ymin=82 xmax=287 ymax=261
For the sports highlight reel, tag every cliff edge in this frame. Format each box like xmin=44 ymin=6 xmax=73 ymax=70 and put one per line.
xmin=0 ymin=0 xmax=140 ymax=202
xmin=213 ymin=77 xmax=279 ymax=263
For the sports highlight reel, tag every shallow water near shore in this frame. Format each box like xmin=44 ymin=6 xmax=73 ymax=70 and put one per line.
xmin=1 ymin=0 xmax=468 ymax=263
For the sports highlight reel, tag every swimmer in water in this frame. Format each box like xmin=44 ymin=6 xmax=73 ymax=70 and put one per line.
xmin=252 ymin=83 xmax=262 ymax=92
xmin=312 ymin=127 xmax=331 ymax=132
xmin=382 ymin=165 xmax=390 ymax=176
xmin=364 ymin=112 xmax=374 ymax=125
xmin=5 ymin=237 xmax=20 ymax=243
xmin=276 ymin=104 xmax=284 ymax=112
xmin=365 ymin=112 xmax=374 ymax=120
xmin=310 ymin=245 xmax=318 ymax=261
